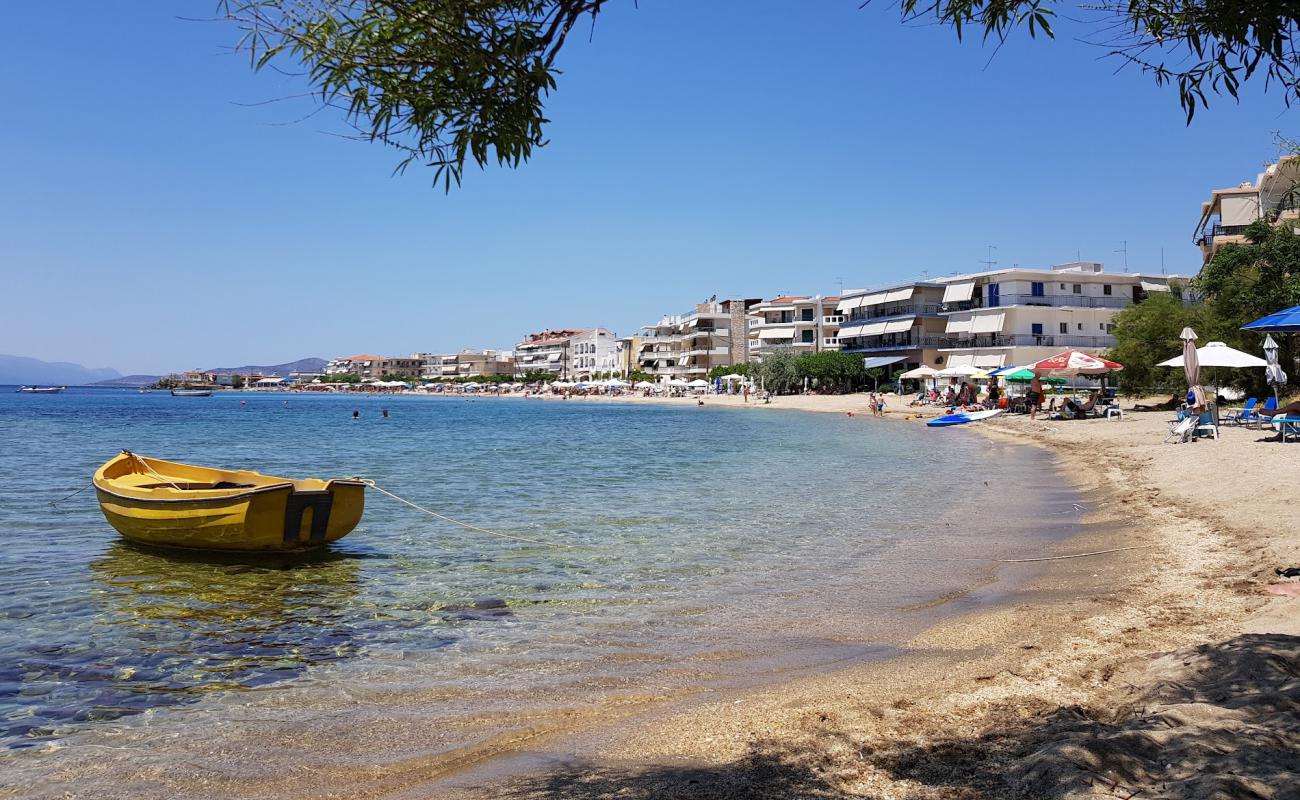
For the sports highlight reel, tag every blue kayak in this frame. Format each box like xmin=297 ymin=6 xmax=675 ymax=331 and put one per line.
xmin=926 ymin=409 xmax=1003 ymax=427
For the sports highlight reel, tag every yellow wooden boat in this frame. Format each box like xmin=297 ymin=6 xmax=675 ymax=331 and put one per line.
xmin=93 ymin=451 xmax=365 ymax=552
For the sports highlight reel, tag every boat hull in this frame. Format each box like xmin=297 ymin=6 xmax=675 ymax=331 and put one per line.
xmin=927 ymin=409 xmax=1003 ymax=427
xmin=93 ymin=453 xmax=365 ymax=552
xmin=171 ymin=389 xmax=212 ymax=397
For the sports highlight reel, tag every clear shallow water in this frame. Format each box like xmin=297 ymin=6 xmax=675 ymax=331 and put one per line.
xmin=0 ymin=388 xmax=1076 ymax=762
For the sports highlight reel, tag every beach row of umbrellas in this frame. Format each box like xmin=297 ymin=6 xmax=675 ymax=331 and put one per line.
xmin=899 ymin=349 xmax=1125 ymax=383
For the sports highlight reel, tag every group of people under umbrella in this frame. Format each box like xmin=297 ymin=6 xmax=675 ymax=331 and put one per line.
xmin=900 ymin=349 xmax=1124 ymax=418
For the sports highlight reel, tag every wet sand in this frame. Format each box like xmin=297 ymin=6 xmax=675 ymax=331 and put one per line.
xmin=430 ymin=393 xmax=1299 ymax=799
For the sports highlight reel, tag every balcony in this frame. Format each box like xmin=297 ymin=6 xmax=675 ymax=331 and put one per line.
xmin=822 ymin=315 xmax=844 ymax=325
xmin=1196 ymin=223 xmax=1253 ymax=247
xmin=845 ymin=303 xmax=943 ymax=321
xmin=942 ymin=294 xmax=1131 ymax=312
xmin=938 ymin=334 xmax=1117 ymax=350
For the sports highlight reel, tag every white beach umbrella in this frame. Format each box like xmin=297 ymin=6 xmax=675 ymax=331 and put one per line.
xmin=1157 ymin=341 xmax=1268 ymax=369
xmin=687 ymin=379 xmax=710 ymax=388
xmin=634 ymin=380 xmax=655 ymax=389
xmin=667 ymin=378 xmax=689 ymax=387
xmin=898 ymin=365 xmax=939 ymax=379
xmin=1158 ymin=339 xmax=1267 ymax=402
xmin=936 ymin=364 xmax=981 ymax=377
xmin=719 ymin=373 xmax=744 ymax=382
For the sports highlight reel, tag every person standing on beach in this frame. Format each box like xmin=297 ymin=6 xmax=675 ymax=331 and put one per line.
xmin=1029 ymin=375 xmax=1044 ymax=420
xmin=986 ymin=379 xmax=1000 ymax=409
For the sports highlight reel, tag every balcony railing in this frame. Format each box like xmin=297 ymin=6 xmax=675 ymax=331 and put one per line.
xmin=838 ymin=332 xmax=1117 ymax=351
xmin=941 ymin=294 xmax=1131 ymax=312
xmin=938 ymin=334 xmax=1117 ymax=350
xmin=1196 ymin=223 xmax=1253 ymax=247
xmin=846 ymin=303 xmax=943 ymax=321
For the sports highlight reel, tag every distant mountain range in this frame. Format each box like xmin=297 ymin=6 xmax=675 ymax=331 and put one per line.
xmin=1 ymin=354 xmax=327 ymax=386
xmin=92 ymin=374 xmax=162 ymax=387
xmin=204 ymin=358 xmax=327 ymax=376
xmin=0 ymin=354 xmax=121 ymax=386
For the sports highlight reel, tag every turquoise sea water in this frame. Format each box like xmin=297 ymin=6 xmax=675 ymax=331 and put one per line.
xmin=0 ymin=388 xmax=1077 ymax=767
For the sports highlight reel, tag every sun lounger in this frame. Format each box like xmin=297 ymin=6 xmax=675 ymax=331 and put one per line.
xmin=1165 ymin=416 xmax=1195 ymax=444
xmin=1222 ymin=397 xmax=1257 ymax=425
xmin=1244 ymin=397 xmax=1278 ymax=428
xmin=1271 ymin=415 xmax=1300 ymax=443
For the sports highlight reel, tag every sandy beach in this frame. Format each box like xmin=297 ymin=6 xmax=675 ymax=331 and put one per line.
xmin=428 ymin=391 xmax=1300 ymax=799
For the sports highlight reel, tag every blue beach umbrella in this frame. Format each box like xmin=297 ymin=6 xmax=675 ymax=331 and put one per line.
xmin=1242 ymin=304 xmax=1300 ymax=332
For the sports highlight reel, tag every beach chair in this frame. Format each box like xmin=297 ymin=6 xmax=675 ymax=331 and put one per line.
xmin=1103 ymin=403 xmax=1124 ymax=420
xmin=1194 ymin=409 xmax=1219 ymax=441
xmin=1164 ymin=416 xmax=1195 ymax=444
xmin=1244 ymin=397 xmax=1278 ymax=428
xmin=1222 ymin=397 xmax=1257 ymax=425
xmin=1272 ymin=415 xmax=1300 ymax=443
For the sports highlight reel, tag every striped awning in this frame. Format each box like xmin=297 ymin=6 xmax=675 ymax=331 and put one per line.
xmin=882 ymin=288 xmax=913 ymax=303
xmin=970 ymin=313 xmax=1005 ymax=334
xmin=861 ymin=355 xmax=907 ymax=369
xmin=882 ymin=317 xmax=914 ymax=334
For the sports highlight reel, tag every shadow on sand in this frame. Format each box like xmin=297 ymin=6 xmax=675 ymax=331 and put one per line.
xmin=497 ymin=633 xmax=1299 ymax=800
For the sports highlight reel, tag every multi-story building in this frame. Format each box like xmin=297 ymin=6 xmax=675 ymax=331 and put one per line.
xmin=615 ymin=335 xmax=642 ymax=376
xmin=414 ymin=352 xmax=460 ymax=381
xmin=1194 ymin=154 xmax=1300 ymax=263
xmin=836 ymin=282 xmax=950 ymax=373
xmin=514 ymin=329 xmax=587 ymax=379
xmin=840 ymin=263 xmax=1187 ymax=374
xmin=567 ymin=329 xmax=619 ymax=379
xmin=747 ymin=296 xmax=842 ymax=360
xmin=636 ymin=298 xmax=761 ymax=379
xmin=325 ymin=355 xmax=383 ymax=380
xmin=455 ymin=349 xmax=515 ymax=379
xmin=325 ymin=354 xmax=422 ymax=380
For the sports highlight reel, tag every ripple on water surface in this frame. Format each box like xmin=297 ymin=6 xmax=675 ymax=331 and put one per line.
xmin=0 ymin=389 xmax=1077 ymax=752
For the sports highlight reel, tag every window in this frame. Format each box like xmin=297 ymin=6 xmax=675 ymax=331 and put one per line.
xmin=1099 ymin=323 xmax=1105 ymax=330
xmin=801 ymin=330 xmax=815 ymax=344
xmin=1103 ymin=284 xmax=1112 ymax=296
xmin=1031 ymin=323 xmax=1043 ymax=335
xmin=1060 ymin=283 xmax=1066 ymax=290
xmin=1031 ymin=282 xmax=1045 ymax=297
xmin=1072 ymin=284 xmax=1082 ymax=294
xmin=1077 ymin=323 xmax=1083 ymax=331
xmin=801 ymin=308 xmax=814 ymax=322
xmin=1059 ymin=322 xmax=1068 ymax=334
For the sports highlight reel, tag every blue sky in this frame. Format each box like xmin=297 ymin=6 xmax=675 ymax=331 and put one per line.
xmin=1 ymin=2 xmax=1293 ymax=374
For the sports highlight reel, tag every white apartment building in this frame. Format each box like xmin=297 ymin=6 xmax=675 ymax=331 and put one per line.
xmin=837 ymin=263 xmax=1189 ymax=374
xmin=747 ymin=296 xmax=842 ymax=359
xmin=637 ymin=299 xmax=760 ymax=379
xmin=1194 ymin=154 xmax=1300 ymax=263
xmin=567 ymin=328 xmax=619 ymax=379
xmin=415 ymin=352 xmax=460 ymax=381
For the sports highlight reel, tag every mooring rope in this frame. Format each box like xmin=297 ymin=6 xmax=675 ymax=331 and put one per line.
xmin=359 ymin=479 xmax=569 ymax=548
xmin=123 ymin=450 xmax=183 ymax=491
xmin=49 ymin=482 xmax=93 ymax=507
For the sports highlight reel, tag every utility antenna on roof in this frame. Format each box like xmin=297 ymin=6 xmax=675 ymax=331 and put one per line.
xmin=1115 ymin=240 xmax=1129 ymax=271
xmin=980 ymin=245 xmax=998 ymax=270
xmin=1160 ymin=247 xmax=1166 ymax=274
xmin=837 ymin=277 xmax=844 ymax=296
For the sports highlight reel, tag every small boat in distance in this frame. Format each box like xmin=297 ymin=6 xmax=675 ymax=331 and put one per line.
xmin=93 ymin=451 xmax=366 ymax=552
xmin=170 ymin=388 xmax=213 ymax=397
xmin=16 ymin=386 xmax=66 ymax=393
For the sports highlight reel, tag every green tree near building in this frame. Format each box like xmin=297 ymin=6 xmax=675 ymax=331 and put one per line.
xmin=1109 ymin=219 xmax=1300 ymax=395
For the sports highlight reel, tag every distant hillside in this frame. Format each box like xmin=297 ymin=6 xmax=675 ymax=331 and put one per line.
xmin=204 ymin=357 xmax=327 ymax=376
xmin=0 ymin=354 xmax=121 ymax=386
xmin=91 ymin=374 xmax=161 ymax=387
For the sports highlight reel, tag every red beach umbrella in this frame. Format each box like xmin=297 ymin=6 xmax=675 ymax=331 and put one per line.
xmin=1030 ymin=350 xmax=1124 ymax=378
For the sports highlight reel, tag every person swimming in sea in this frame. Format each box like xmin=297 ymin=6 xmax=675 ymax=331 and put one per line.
xmin=382 ymin=409 xmax=389 ymax=418
xmin=352 ymin=409 xmax=360 ymax=420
